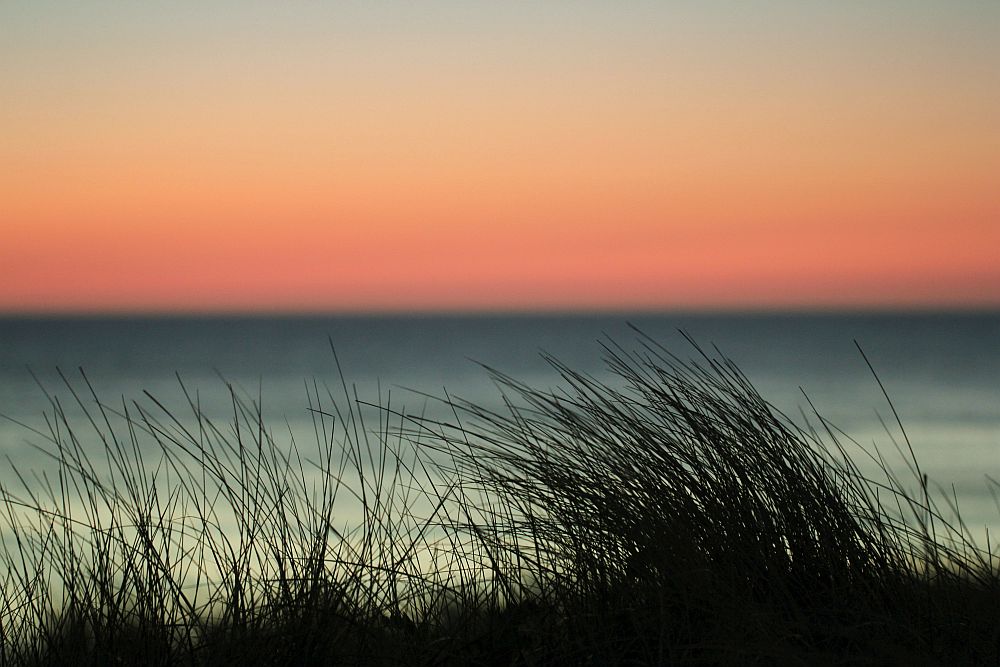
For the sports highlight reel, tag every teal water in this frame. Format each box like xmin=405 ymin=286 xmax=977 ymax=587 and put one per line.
xmin=1 ymin=312 xmax=997 ymax=539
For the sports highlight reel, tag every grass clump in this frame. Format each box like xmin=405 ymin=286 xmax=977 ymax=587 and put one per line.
xmin=0 ymin=332 xmax=997 ymax=665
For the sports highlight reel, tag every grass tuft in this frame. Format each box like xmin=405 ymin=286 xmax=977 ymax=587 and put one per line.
xmin=1 ymin=333 xmax=997 ymax=665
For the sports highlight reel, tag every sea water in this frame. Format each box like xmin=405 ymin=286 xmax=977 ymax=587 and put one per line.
xmin=1 ymin=312 xmax=997 ymax=542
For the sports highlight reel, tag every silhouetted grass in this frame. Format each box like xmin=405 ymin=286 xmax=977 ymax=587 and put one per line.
xmin=1 ymin=333 xmax=997 ymax=665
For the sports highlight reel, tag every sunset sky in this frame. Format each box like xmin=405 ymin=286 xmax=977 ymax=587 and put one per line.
xmin=2 ymin=1 xmax=998 ymax=312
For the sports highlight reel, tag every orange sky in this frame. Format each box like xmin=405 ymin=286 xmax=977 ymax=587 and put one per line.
xmin=2 ymin=2 xmax=998 ymax=312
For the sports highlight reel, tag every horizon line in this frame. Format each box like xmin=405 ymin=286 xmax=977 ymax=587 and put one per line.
xmin=2 ymin=304 xmax=999 ymax=319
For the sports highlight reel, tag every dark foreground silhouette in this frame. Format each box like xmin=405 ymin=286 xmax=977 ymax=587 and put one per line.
xmin=1 ymin=333 xmax=997 ymax=665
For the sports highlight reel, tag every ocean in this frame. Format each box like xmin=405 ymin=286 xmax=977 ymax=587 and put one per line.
xmin=1 ymin=312 xmax=998 ymax=541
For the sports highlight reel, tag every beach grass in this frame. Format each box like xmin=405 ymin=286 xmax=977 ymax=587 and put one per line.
xmin=1 ymin=332 xmax=997 ymax=665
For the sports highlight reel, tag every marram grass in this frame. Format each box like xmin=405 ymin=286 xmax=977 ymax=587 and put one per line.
xmin=0 ymin=333 xmax=997 ymax=666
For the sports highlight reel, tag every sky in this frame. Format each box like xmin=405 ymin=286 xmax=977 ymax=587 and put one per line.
xmin=1 ymin=1 xmax=998 ymax=313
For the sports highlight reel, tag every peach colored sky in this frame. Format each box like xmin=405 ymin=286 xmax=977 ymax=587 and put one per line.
xmin=2 ymin=2 xmax=998 ymax=312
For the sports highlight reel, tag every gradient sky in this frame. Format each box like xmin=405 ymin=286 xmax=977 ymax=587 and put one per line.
xmin=2 ymin=1 xmax=998 ymax=312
